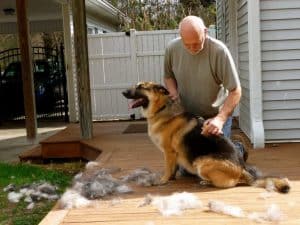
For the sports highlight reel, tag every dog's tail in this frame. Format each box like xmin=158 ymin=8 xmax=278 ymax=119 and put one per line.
xmin=241 ymin=164 xmax=290 ymax=193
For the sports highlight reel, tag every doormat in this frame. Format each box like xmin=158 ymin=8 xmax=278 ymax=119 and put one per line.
xmin=123 ymin=123 xmax=147 ymax=134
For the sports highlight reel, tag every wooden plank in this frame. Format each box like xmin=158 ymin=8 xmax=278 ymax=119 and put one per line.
xmin=16 ymin=0 xmax=37 ymax=140
xmin=41 ymin=142 xmax=81 ymax=159
xmin=71 ymin=0 xmax=93 ymax=139
xmin=39 ymin=209 xmax=69 ymax=225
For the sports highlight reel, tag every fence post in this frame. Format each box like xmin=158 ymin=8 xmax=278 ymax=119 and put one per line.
xmin=130 ymin=29 xmax=138 ymax=81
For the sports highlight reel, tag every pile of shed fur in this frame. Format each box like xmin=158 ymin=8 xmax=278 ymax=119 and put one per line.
xmin=56 ymin=161 xmax=289 ymax=223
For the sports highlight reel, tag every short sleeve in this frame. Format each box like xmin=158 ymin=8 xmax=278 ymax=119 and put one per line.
xmin=164 ymin=45 xmax=175 ymax=79
xmin=215 ymin=44 xmax=240 ymax=91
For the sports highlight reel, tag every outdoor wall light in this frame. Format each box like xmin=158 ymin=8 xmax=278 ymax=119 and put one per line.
xmin=3 ymin=8 xmax=15 ymax=16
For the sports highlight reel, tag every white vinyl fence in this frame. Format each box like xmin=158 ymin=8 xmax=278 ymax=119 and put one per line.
xmin=87 ymin=28 xmax=215 ymax=120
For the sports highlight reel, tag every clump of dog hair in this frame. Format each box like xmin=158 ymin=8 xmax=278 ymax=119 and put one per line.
xmin=80 ymin=174 xmax=132 ymax=199
xmin=8 ymin=192 xmax=23 ymax=203
xmin=85 ymin=161 xmax=100 ymax=170
xmin=110 ymin=197 xmax=122 ymax=206
xmin=140 ymin=192 xmax=202 ymax=216
xmin=59 ymin=167 xmax=132 ymax=209
xmin=207 ymin=200 xmax=245 ymax=218
xmin=138 ymin=194 xmax=153 ymax=207
xmin=248 ymin=204 xmax=285 ymax=223
xmin=122 ymin=168 xmax=160 ymax=186
xmin=3 ymin=184 xmax=16 ymax=192
xmin=59 ymin=189 xmax=92 ymax=209
xmin=6 ymin=182 xmax=59 ymax=209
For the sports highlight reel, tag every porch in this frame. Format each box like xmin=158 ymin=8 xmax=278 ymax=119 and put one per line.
xmin=37 ymin=121 xmax=300 ymax=225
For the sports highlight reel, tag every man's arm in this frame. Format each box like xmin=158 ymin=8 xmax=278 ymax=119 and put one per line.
xmin=164 ymin=77 xmax=179 ymax=100
xmin=202 ymin=86 xmax=241 ymax=136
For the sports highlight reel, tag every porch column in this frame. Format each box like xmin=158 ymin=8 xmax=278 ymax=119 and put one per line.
xmin=71 ymin=0 xmax=93 ymax=139
xmin=248 ymin=0 xmax=265 ymax=148
xmin=16 ymin=0 xmax=37 ymax=140
xmin=62 ymin=3 xmax=77 ymax=122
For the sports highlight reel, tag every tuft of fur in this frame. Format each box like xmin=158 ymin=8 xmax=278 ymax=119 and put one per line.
xmin=122 ymin=168 xmax=160 ymax=186
xmin=26 ymin=202 xmax=35 ymax=210
xmin=248 ymin=204 xmax=284 ymax=223
xmin=208 ymin=200 xmax=245 ymax=218
xmin=85 ymin=161 xmax=100 ymax=170
xmin=59 ymin=167 xmax=132 ymax=208
xmin=150 ymin=192 xmax=202 ymax=216
xmin=8 ymin=192 xmax=23 ymax=203
xmin=59 ymin=189 xmax=92 ymax=209
xmin=3 ymin=184 xmax=16 ymax=192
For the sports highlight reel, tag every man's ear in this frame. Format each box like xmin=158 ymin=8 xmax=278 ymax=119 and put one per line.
xmin=204 ymin=28 xmax=208 ymax=35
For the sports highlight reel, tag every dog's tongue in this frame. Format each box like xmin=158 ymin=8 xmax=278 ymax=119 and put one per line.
xmin=129 ymin=98 xmax=144 ymax=109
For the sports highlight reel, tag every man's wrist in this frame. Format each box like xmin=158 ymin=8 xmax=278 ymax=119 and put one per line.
xmin=216 ymin=113 xmax=227 ymax=123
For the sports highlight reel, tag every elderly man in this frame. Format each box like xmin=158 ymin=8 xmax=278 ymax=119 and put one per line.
xmin=164 ymin=15 xmax=241 ymax=139
xmin=163 ymin=16 xmax=247 ymax=173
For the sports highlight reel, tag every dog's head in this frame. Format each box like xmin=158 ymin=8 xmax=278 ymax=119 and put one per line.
xmin=122 ymin=82 xmax=170 ymax=118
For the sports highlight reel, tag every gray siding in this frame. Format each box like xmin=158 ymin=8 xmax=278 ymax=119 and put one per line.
xmin=237 ymin=0 xmax=251 ymax=139
xmin=260 ymin=0 xmax=300 ymax=141
xmin=216 ymin=0 xmax=225 ymax=41
xmin=216 ymin=0 xmax=230 ymax=45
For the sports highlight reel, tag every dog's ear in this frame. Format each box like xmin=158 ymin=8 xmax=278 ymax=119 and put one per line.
xmin=158 ymin=86 xmax=169 ymax=95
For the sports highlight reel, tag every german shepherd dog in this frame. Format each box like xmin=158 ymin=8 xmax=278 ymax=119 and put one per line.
xmin=122 ymin=82 xmax=290 ymax=193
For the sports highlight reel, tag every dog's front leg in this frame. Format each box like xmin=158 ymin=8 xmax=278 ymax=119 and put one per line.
xmin=160 ymin=150 xmax=177 ymax=185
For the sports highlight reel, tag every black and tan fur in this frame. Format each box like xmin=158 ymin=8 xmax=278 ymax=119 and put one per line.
xmin=122 ymin=82 xmax=290 ymax=193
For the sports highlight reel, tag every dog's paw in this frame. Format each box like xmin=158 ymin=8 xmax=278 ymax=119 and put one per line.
xmin=159 ymin=176 xmax=170 ymax=185
xmin=199 ymin=180 xmax=212 ymax=186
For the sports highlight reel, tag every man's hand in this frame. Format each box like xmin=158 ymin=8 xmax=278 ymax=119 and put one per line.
xmin=201 ymin=116 xmax=226 ymax=136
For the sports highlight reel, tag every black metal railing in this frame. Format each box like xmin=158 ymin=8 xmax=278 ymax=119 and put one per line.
xmin=0 ymin=45 xmax=68 ymax=122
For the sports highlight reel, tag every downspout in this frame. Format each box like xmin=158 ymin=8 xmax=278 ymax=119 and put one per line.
xmin=248 ymin=0 xmax=265 ymax=148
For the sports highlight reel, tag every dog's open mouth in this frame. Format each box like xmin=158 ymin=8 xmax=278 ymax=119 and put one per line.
xmin=129 ymin=98 xmax=148 ymax=109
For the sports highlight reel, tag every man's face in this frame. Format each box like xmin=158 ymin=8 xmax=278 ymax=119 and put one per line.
xmin=181 ymin=29 xmax=207 ymax=55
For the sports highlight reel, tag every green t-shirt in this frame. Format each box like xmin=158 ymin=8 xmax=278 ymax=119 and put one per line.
xmin=164 ymin=36 xmax=240 ymax=118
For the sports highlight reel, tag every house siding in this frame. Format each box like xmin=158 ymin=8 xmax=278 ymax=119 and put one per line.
xmin=216 ymin=0 xmax=230 ymax=45
xmin=260 ymin=0 xmax=300 ymax=141
xmin=237 ymin=0 xmax=251 ymax=139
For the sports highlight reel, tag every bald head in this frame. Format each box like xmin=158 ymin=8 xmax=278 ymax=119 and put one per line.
xmin=179 ymin=16 xmax=207 ymax=55
xmin=179 ymin=16 xmax=206 ymax=33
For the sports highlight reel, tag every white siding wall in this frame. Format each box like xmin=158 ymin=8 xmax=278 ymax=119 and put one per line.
xmin=260 ymin=0 xmax=300 ymax=141
xmin=236 ymin=0 xmax=251 ymax=139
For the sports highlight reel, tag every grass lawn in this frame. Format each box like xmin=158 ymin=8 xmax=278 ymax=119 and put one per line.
xmin=0 ymin=162 xmax=82 ymax=225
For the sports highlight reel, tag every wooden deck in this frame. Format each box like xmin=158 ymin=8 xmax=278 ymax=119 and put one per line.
xmin=39 ymin=121 xmax=300 ymax=225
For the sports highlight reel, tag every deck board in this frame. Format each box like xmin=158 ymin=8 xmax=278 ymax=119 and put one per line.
xmin=39 ymin=121 xmax=300 ymax=225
